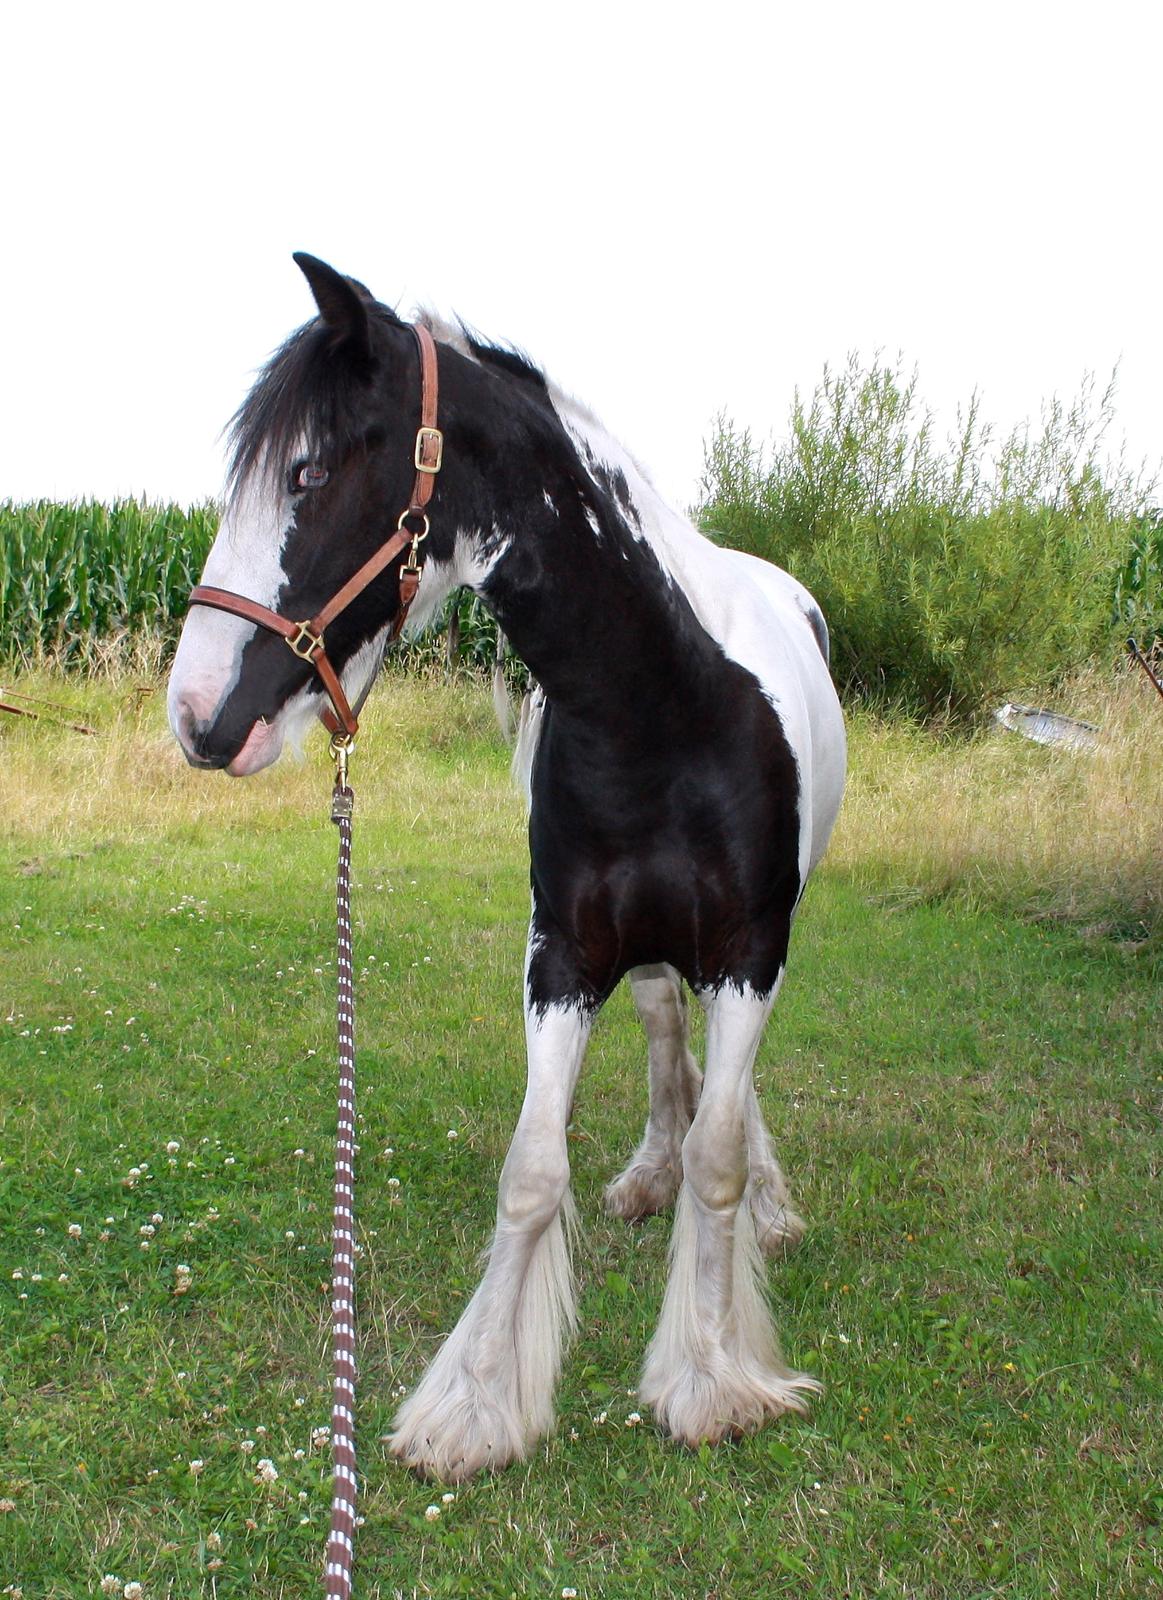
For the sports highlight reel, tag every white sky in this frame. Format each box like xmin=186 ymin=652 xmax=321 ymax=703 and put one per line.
xmin=4 ymin=0 xmax=1160 ymax=513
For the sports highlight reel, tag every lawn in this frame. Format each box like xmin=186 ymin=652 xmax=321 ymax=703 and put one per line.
xmin=1 ymin=671 xmax=1160 ymax=1599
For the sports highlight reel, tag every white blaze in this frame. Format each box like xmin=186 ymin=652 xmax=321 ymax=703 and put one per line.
xmin=167 ymin=470 xmax=295 ymax=734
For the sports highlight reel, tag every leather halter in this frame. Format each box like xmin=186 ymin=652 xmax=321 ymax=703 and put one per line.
xmin=188 ymin=322 xmax=443 ymax=740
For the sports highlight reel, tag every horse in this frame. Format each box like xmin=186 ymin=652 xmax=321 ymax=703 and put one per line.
xmin=168 ymin=253 xmax=847 ymax=1482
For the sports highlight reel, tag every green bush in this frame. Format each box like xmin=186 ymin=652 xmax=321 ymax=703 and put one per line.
xmin=699 ymin=358 xmax=1151 ymax=718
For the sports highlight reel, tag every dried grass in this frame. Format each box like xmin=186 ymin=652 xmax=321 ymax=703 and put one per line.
xmin=834 ymin=662 xmax=1162 ymax=941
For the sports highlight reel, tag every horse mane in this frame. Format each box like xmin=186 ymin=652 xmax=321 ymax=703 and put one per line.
xmin=416 ymin=310 xmax=549 ymax=393
xmin=228 ymin=304 xmax=552 ymax=495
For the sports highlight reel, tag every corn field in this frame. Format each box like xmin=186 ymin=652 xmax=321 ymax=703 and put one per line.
xmin=0 ymin=500 xmax=217 ymax=665
xmin=0 ymin=499 xmax=518 ymax=682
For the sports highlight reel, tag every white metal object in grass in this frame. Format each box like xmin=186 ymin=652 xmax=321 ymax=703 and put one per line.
xmin=994 ymin=702 xmax=1100 ymax=752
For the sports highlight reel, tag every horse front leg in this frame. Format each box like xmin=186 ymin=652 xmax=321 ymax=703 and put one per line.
xmin=640 ymin=977 xmax=819 ymax=1447
xmin=605 ymin=963 xmax=702 ymax=1223
xmin=389 ymin=961 xmax=593 ymax=1482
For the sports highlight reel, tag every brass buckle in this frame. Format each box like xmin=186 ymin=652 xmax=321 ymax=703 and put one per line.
xmin=287 ymin=620 xmax=323 ymax=660
xmin=414 ymin=426 xmax=444 ymax=474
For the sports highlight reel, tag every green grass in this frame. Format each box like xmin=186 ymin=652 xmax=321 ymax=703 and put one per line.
xmin=1 ymin=674 xmax=1161 ymax=1598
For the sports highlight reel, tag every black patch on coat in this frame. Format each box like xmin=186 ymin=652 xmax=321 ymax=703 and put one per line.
xmin=193 ymin=260 xmax=805 ymax=1002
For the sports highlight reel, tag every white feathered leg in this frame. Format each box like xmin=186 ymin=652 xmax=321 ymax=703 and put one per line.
xmin=389 ymin=999 xmax=591 ymax=1481
xmin=745 ymin=1085 xmax=806 ymax=1256
xmin=640 ymin=979 xmax=819 ymax=1447
xmin=605 ymin=964 xmax=702 ymax=1222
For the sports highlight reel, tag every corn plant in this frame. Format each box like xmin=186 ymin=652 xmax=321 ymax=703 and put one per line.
xmin=0 ymin=499 xmax=218 ymax=665
xmin=1112 ymin=510 xmax=1163 ymax=652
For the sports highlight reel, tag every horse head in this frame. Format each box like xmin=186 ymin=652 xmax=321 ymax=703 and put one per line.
xmin=168 ymin=254 xmax=461 ymax=774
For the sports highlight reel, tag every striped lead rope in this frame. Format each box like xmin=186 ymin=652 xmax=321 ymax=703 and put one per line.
xmin=325 ymin=770 xmax=358 ymax=1598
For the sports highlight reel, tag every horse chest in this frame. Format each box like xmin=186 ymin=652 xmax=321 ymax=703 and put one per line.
xmin=527 ymin=706 xmax=801 ymax=999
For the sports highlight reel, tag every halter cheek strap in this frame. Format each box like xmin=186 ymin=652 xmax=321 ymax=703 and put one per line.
xmin=189 ymin=322 xmax=443 ymax=740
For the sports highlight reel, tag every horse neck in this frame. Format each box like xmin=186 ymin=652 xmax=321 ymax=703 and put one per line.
xmin=462 ymin=402 xmax=709 ymax=725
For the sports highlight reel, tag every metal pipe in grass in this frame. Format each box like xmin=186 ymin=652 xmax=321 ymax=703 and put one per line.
xmin=1127 ymin=637 xmax=1163 ymax=704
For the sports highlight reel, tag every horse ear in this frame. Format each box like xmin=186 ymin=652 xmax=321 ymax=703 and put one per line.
xmin=293 ymin=252 xmax=371 ymax=362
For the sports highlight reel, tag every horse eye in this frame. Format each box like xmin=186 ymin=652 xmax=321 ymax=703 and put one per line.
xmin=291 ymin=462 xmax=329 ymax=492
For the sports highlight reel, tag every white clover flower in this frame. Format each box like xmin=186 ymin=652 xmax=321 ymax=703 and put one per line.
xmin=424 ymin=1504 xmax=440 ymax=1522
xmin=441 ymin=1491 xmax=455 ymax=1504
xmin=139 ymin=1225 xmax=155 ymax=1238
xmin=625 ymin=1412 xmax=642 ymax=1427
xmin=293 ymin=1449 xmax=305 ymax=1461
xmin=150 ymin=1213 xmax=163 ymax=1224
xmin=123 ymin=1584 xmax=144 ymax=1600
xmin=68 ymin=1223 xmax=82 ymax=1238
xmin=166 ymin=1141 xmax=180 ymax=1155
xmin=239 ymin=1439 xmax=255 ymax=1454
xmin=189 ymin=1459 xmax=204 ymax=1475
xmin=205 ymin=1531 xmax=222 ymax=1552
xmin=255 ymin=1459 xmax=278 ymax=1484
xmin=100 ymin=1580 xmax=120 ymax=1597
xmin=446 ymin=1129 xmax=458 ymax=1141
xmin=562 ymin=1589 xmax=578 ymax=1598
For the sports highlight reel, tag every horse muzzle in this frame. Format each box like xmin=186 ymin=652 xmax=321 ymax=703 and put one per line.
xmin=170 ymin=691 xmax=285 ymax=776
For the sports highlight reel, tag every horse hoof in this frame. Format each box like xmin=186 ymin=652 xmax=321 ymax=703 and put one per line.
xmin=604 ymin=1159 xmax=680 ymax=1223
xmin=388 ymin=1399 xmax=527 ymax=1483
xmin=643 ymin=1366 xmax=820 ymax=1449
xmin=749 ymin=1194 xmax=806 ymax=1258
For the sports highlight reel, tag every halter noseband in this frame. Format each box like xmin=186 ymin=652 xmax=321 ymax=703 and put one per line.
xmin=188 ymin=322 xmax=443 ymax=741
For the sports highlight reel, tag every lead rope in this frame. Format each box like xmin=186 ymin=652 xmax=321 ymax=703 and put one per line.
xmin=325 ymin=734 xmax=359 ymax=1599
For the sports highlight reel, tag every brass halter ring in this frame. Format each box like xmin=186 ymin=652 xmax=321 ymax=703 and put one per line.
xmin=398 ymin=510 xmax=430 ymax=574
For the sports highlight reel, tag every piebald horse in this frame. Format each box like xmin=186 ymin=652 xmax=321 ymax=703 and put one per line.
xmin=168 ymin=255 xmax=846 ymax=1481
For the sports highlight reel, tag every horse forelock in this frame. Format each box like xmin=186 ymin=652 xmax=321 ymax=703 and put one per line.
xmin=226 ymin=303 xmax=404 ymax=495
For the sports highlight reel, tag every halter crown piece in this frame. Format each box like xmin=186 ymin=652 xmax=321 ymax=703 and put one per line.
xmin=188 ymin=322 xmax=443 ymax=740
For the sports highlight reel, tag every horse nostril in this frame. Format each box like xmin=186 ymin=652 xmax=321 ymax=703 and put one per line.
xmin=175 ymin=700 xmax=221 ymax=768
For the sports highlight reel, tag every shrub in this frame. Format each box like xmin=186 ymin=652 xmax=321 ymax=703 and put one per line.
xmin=699 ymin=358 xmax=1151 ymax=718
